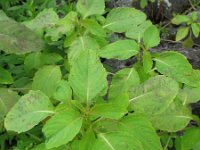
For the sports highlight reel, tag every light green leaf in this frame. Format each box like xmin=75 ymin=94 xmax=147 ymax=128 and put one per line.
xmin=82 ymin=19 xmax=106 ymax=37
xmin=177 ymin=86 xmax=200 ymax=105
xmin=0 ymin=88 xmax=19 ymax=122
xmin=0 ymin=67 xmax=13 ymax=84
xmin=0 ymin=11 xmax=45 ymax=54
xmin=125 ymin=20 xmax=152 ymax=40
xmin=23 ymin=8 xmax=59 ymax=36
xmin=176 ymin=27 xmax=189 ymax=41
xmin=143 ymin=25 xmax=160 ymax=48
xmin=180 ymin=127 xmax=200 ymax=150
xmin=109 ymin=67 xmax=140 ymax=98
xmin=24 ymin=52 xmax=62 ymax=71
xmin=76 ymin=0 xmax=105 ymax=18
xmin=68 ymin=36 xmax=99 ymax=63
xmin=90 ymin=94 xmax=129 ymax=119
xmin=93 ymin=132 xmax=143 ymax=150
xmin=43 ymin=109 xmax=83 ymax=149
xmin=171 ymin=15 xmax=191 ymax=25
xmin=140 ymin=0 xmax=148 ymax=8
xmin=69 ymin=49 xmax=107 ymax=104
xmin=53 ymin=80 xmax=72 ymax=102
xmin=98 ymin=40 xmax=139 ymax=60
xmin=143 ymin=50 xmax=153 ymax=73
xmin=154 ymin=51 xmax=200 ymax=87
xmin=45 ymin=11 xmax=77 ymax=41
xmin=191 ymin=23 xmax=200 ymax=38
xmin=191 ymin=12 xmax=198 ymax=21
xmin=95 ymin=114 xmax=162 ymax=150
xmin=150 ymin=100 xmax=192 ymax=132
xmin=32 ymin=66 xmax=62 ymax=97
xmin=5 ymin=90 xmax=54 ymax=133
xmin=129 ymin=75 xmax=179 ymax=115
xmin=104 ymin=7 xmax=146 ymax=33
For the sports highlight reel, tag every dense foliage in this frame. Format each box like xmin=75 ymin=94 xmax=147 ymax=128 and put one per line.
xmin=0 ymin=0 xmax=200 ymax=150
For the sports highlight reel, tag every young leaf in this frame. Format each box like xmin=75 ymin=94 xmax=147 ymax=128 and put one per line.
xmin=32 ymin=66 xmax=62 ymax=97
xmin=90 ymin=94 xmax=129 ymax=119
xmin=109 ymin=67 xmax=140 ymax=98
xmin=81 ymin=19 xmax=106 ymax=37
xmin=69 ymin=49 xmax=107 ymax=104
xmin=98 ymin=40 xmax=139 ymax=60
xmin=154 ymin=51 xmax=200 ymax=87
xmin=0 ymin=11 xmax=45 ymax=54
xmin=5 ymin=90 xmax=54 ymax=133
xmin=68 ymin=36 xmax=99 ymax=63
xmin=191 ymin=12 xmax=198 ymax=21
xmin=140 ymin=0 xmax=148 ymax=8
xmin=191 ymin=23 xmax=200 ymax=38
xmin=143 ymin=25 xmax=160 ymax=48
xmin=129 ymin=75 xmax=179 ymax=115
xmin=53 ymin=80 xmax=72 ymax=102
xmin=171 ymin=15 xmax=191 ymax=25
xmin=0 ymin=67 xmax=13 ymax=84
xmin=0 ymin=88 xmax=20 ymax=122
xmin=176 ymin=27 xmax=189 ymax=41
xmin=76 ymin=0 xmax=105 ymax=18
xmin=104 ymin=7 xmax=146 ymax=33
xmin=150 ymin=100 xmax=191 ymax=132
xmin=43 ymin=109 xmax=83 ymax=149
xmin=142 ymin=50 xmax=153 ymax=73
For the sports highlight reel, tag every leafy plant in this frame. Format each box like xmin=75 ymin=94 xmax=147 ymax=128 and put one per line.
xmin=172 ymin=11 xmax=200 ymax=47
xmin=0 ymin=0 xmax=200 ymax=149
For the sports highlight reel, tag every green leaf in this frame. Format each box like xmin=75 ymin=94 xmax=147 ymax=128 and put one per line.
xmin=90 ymin=94 xmax=129 ymax=119
xmin=129 ymin=75 xmax=179 ymax=115
xmin=125 ymin=20 xmax=152 ymax=40
xmin=98 ymin=40 xmax=139 ymax=60
xmin=45 ymin=11 xmax=77 ymax=41
xmin=154 ymin=51 xmax=200 ymax=87
xmin=180 ymin=127 xmax=200 ymax=150
xmin=143 ymin=50 xmax=153 ymax=73
xmin=24 ymin=52 xmax=62 ymax=71
xmin=140 ymin=0 xmax=148 ymax=8
xmin=191 ymin=23 xmax=200 ymax=38
xmin=171 ymin=15 xmax=191 ymax=25
xmin=69 ymin=49 xmax=107 ymax=104
xmin=82 ymin=19 xmax=106 ymax=37
xmin=176 ymin=27 xmax=189 ymax=41
xmin=0 ymin=88 xmax=19 ymax=122
xmin=109 ymin=67 xmax=140 ymax=98
xmin=150 ymin=100 xmax=191 ymax=132
xmin=53 ymin=80 xmax=72 ymax=102
xmin=0 ymin=67 xmax=13 ymax=84
xmin=0 ymin=11 xmax=45 ymax=54
xmin=76 ymin=0 xmax=105 ymax=18
xmin=177 ymin=86 xmax=200 ymax=105
xmin=32 ymin=66 xmax=62 ymax=97
xmin=95 ymin=114 xmax=162 ymax=150
xmin=23 ymin=8 xmax=59 ymax=36
xmin=182 ymin=36 xmax=194 ymax=48
xmin=68 ymin=36 xmax=99 ymax=63
xmin=5 ymin=90 xmax=54 ymax=133
xmin=43 ymin=109 xmax=83 ymax=149
xmin=143 ymin=25 xmax=160 ymax=48
xmin=191 ymin=12 xmax=198 ymax=21
xmin=104 ymin=7 xmax=146 ymax=33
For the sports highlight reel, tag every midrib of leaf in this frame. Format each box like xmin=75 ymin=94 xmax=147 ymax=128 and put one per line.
xmin=86 ymin=51 xmax=90 ymax=108
xmin=99 ymin=133 xmax=116 ymax=150
xmin=129 ymin=91 xmax=154 ymax=102
xmin=80 ymin=37 xmax=85 ymax=50
xmin=102 ymin=22 xmax=116 ymax=28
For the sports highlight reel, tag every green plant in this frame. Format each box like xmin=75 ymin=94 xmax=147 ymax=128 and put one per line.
xmin=1 ymin=0 xmax=200 ymax=149
xmin=171 ymin=11 xmax=200 ymax=47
